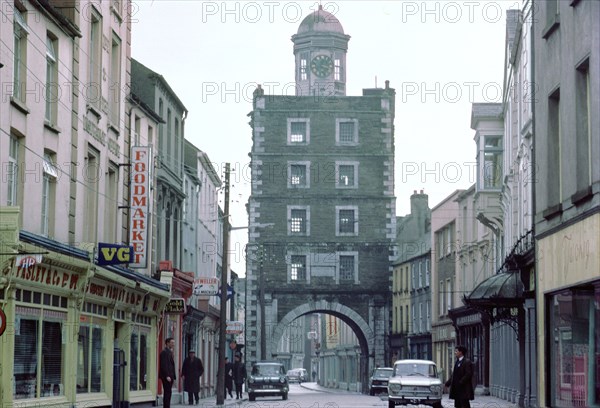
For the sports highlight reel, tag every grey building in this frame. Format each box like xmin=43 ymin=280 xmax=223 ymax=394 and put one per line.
xmin=532 ymin=0 xmax=600 ymax=406
xmin=245 ymin=6 xmax=396 ymax=392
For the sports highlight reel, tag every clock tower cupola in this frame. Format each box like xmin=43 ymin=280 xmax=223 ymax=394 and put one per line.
xmin=292 ymin=5 xmax=351 ymax=96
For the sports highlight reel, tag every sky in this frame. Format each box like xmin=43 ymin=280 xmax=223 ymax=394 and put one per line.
xmin=130 ymin=0 xmax=519 ymax=275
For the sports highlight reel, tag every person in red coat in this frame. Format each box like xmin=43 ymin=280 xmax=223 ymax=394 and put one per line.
xmin=181 ymin=350 xmax=204 ymax=405
xmin=445 ymin=345 xmax=475 ymax=408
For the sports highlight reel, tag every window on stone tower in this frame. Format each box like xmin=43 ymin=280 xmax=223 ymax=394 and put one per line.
xmin=288 ymin=206 xmax=309 ymax=235
xmin=336 ymin=206 xmax=358 ymax=236
xmin=300 ymin=58 xmax=307 ymax=81
xmin=336 ymin=162 xmax=358 ymax=188
xmin=288 ymin=118 xmax=310 ymax=144
xmin=290 ymin=255 xmax=306 ymax=281
xmin=336 ymin=118 xmax=358 ymax=145
xmin=338 ymin=253 xmax=357 ymax=282
xmin=334 ymin=59 xmax=341 ymax=81
xmin=288 ymin=162 xmax=310 ymax=188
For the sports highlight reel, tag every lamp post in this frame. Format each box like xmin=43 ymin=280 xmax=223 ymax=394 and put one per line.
xmin=216 ymin=163 xmax=230 ymax=406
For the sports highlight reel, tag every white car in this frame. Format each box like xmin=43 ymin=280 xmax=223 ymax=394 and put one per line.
xmin=387 ymin=360 xmax=443 ymax=408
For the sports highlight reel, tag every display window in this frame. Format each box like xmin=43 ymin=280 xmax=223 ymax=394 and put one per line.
xmin=77 ymin=302 xmax=108 ymax=393
xmin=548 ymin=283 xmax=600 ymax=407
xmin=13 ymin=289 xmax=68 ymax=399
xmin=130 ymin=315 xmax=152 ymax=391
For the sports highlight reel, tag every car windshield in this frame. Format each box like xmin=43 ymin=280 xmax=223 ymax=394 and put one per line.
xmin=373 ymin=368 xmax=393 ymax=378
xmin=253 ymin=365 xmax=283 ymax=376
xmin=394 ymin=363 xmax=436 ymax=377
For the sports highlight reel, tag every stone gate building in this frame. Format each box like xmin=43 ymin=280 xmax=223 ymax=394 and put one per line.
xmin=244 ymin=6 xmax=396 ymax=392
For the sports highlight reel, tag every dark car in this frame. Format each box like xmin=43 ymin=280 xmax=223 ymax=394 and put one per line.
xmin=247 ymin=361 xmax=289 ymax=402
xmin=369 ymin=367 xmax=393 ymax=395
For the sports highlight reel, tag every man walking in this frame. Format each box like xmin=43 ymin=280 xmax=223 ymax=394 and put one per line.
xmin=224 ymin=357 xmax=233 ymax=399
xmin=181 ymin=350 xmax=204 ymax=405
xmin=232 ymin=353 xmax=247 ymax=399
xmin=445 ymin=345 xmax=474 ymax=408
xmin=159 ymin=338 xmax=176 ymax=408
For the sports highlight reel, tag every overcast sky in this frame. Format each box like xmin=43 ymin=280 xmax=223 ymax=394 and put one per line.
xmin=131 ymin=0 xmax=518 ymax=275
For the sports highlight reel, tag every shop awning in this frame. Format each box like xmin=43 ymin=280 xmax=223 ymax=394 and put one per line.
xmin=463 ymin=271 xmax=524 ymax=308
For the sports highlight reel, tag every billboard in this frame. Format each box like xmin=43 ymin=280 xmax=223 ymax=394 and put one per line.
xmin=129 ymin=146 xmax=151 ymax=268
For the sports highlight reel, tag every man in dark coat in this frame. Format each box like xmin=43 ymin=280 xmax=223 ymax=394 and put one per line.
xmin=224 ymin=357 xmax=233 ymax=399
xmin=445 ymin=345 xmax=474 ymax=408
xmin=232 ymin=354 xmax=247 ymax=399
xmin=159 ymin=338 xmax=176 ymax=408
xmin=181 ymin=350 xmax=204 ymax=405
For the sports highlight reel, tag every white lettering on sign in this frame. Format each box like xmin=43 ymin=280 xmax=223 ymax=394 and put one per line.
xmin=129 ymin=146 xmax=151 ymax=268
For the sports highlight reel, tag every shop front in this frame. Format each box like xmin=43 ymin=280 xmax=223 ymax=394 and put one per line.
xmin=0 ymin=230 xmax=171 ymax=408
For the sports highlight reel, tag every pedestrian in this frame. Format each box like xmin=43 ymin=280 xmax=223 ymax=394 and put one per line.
xmin=232 ymin=353 xmax=247 ymax=399
xmin=224 ymin=357 xmax=233 ymax=399
xmin=159 ymin=338 xmax=176 ymax=408
xmin=181 ymin=350 xmax=204 ymax=405
xmin=445 ymin=345 xmax=474 ymax=408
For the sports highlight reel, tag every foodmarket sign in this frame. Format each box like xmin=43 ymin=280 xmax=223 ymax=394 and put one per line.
xmin=129 ymin=146 xmax=151 ymax=268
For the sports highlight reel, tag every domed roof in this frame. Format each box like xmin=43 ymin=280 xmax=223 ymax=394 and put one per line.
xmin=297 ymin=6 xmax=345 ymax=35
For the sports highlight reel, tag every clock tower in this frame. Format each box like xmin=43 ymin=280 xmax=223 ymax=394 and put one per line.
xmin=292 ymin=5 xmax=351 ymax=96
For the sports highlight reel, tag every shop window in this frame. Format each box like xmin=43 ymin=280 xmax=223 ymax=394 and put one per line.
xmin=77 ymin=323 xmax=104 ymax=393
xmin=13 ymin=308 xmax=66 ymax=399
xmin=130 ymin=325 xmax=150 ymax=391
xmin=548 ymin=285 xmax=600 ymax=407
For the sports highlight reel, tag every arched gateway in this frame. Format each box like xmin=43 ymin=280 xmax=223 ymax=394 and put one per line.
xmin=244 ymin=6 xmax=397 ymax=394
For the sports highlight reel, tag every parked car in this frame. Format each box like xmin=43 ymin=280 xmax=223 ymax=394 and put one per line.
xmin=387 ymin=360 xmax=443 ymax=408
xmin=369 ymin=367 xmax=393 ymax=395
xmin=286 ymin=368 xmax=308 ymax=383
xmin=247 ymin=361 xmax=289 ymax=402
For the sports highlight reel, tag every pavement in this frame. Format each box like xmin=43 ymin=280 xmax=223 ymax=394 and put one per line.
xmin=166 ymin=382 xmax=518 ymax=407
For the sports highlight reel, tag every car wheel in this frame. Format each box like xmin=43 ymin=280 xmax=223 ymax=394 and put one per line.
xmin=433 ymin=402 xmax=442 ymax=408
xmin=370 ymin=389 xmax=374 ymax=396
xmin=282 ymin=392 xmax=288 ymax=400
xmin=249 ymin=394 xmax=255 ymax=402
xmin=388 ymin=400 xmax=395 ymax=408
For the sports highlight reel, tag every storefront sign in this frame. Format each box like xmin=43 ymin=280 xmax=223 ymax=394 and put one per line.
xmin=164 ymin=298 xmax=186 ymax=314
xmin=0 ymin=307 xmax=6 ymax=336
xmin=194 ymin=277 xmax=219 ymax=295
xmin=8 ymin=263 xmax=80 ymax=290
xmin=96 ymin=243 xmax=134 ymax=265
xmin=16 ymin=254 xmax=42 ymax=269
xmin=226 ymin=321 xmax=244 ymax=334
xmin=129 ymin=146 xmax=151 ymax=268
xmin=456 ymin=313 xmax=482 ymax=326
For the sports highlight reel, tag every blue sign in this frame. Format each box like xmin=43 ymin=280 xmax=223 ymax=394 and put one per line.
xmin=96 ymin=243 xmax=134 ymax=266
xmin=216 ymin=284 xmax=235 ymax=301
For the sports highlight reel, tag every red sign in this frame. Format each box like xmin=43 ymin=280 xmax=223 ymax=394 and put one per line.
xmin=130 ymin=146 xmax=151 ymax=268
xmin=0 ymin=307 xmax=6 ymax=336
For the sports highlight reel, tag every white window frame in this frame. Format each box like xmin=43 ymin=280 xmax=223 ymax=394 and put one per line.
xmin=335 ymin=161 xmax=358 ymax=188
xmin=418 ymin=261 xmax=422 ymax=288
xmin=287 ymin=118 xmax=310 ymax=144
xmin=13 ymin=7 xmax=28 ymax=103
xmin=7 ymin=135 xmax=19 ymax=206
xmin=481 ymin=134 xmax=503 ymax=190
xmin=419 ymin=302 xmax=423 ymax=333
xmin=288 ymin=161 xmax=310 ymax=188
xmin=300 ymin=58 xmax=307 ymax=81
xmin=287 ymin=253 xmax=308 ymax=283
xmin=439 ymin=280 xmax=444 ymax=316
xmin=335 ymin=118 xmax=358 ymax=145
xmin=446 ymin=278 xmax=452 ymax=313
xmin=337 ymin=251 xmax=358 ymax=284
xmin=334 ymin=58 xmax=341 ymax=81
xmin=45 ymin=34 xmax=58 ymax=125
xmin=425 ymin=259 xmax=430 ymax=286
xmin=109 ymin=33 xmax=121 ymax=127
xmin=427 ymin=300 xmax=431 ymax=330
xmin=287 ymin=205 xmax=310 ymax=236
xmin=335 ymin=205 xmax=358 ymax=236
xmin=88 ymin=7 xmax=102 ymax=110
xmin=42 ymin=153 xmax=57 ymax=236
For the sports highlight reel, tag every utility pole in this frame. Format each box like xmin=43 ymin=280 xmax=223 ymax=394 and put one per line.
xmin=216 ymin=163 xmax=230 ymax=406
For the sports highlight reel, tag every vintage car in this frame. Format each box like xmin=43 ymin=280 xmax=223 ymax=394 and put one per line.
xmin=369 ymin=367 xmax=393 ymax=395
xmin=286 ymin=368 xmax=308 ymax=383
xmin=387 ymin=360 xmax=443 ymax=408
xmin=247 ymin=361 xmax=289 ymax=401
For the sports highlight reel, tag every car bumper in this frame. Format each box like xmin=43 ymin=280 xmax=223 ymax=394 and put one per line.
xmin=248 ymin=386 xmax=288 ymax=395
xmin=388 ymin=396 xmax=441 ymax=406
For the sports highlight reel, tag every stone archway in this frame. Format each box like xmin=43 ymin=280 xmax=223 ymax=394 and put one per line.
xmin=270 ymin=299 xmax=375 ymax=394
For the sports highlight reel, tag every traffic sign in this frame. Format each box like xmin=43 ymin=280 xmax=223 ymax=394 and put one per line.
xmin=194 ymin=277 xmax=220 ymax=295
xmin=226 ymin=321 xmax=244 ymax=334
xmin=216 ymin=284 xmax=235 ymax=300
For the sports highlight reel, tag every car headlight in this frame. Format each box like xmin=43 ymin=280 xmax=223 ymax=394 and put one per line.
xmin=280 ymin=377 xmax=286 ymax=383
xmin=249 ymin=377 xmax=255 ymax=384
xmin=430 ymin=385 xmax=441 ymax=393
xmin=388 ymin=383 xmax=402 ymax=393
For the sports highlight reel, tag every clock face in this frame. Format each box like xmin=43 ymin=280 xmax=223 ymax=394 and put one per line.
xmin=311 ymin=55 xmax=334 ymax=78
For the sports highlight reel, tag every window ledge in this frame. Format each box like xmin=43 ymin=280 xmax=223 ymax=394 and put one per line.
xmin=542 ymin=203 xmax=563 ymax=220
xmin=542 ymin=14 xmax=560 ymax=40
xmin=571 ymin=186 xmax=593 ymax=206
xmin=87 ymin=103 xmax=102 ymax=119
xmin=108 ymin=122 xmax=121 ymax=136
xmin=10 ymin=97 xmax=30 ymax=114
xmin=44 ymin=121 xmax=61 ymax=134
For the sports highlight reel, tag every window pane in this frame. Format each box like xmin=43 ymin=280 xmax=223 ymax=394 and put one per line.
xmin=290 ymin=209 xmax=306 ymax=233
xmin=140 ymin=332 xmax=148 ymax=390
xmin=291 ymin=255 xmax=306 ymax=281
xmin=77 ymin=326 xmax=90 ymax=393
xmin=91 ymin=327 xmax=103 ymax=392
xmin=14 ymin=318 xmax=38 ymax=399
xmin=339 ymin=165 xmax=354 ymax=186
xmin=130 ymin=331 xmax=139 ymax=390
xmin=339 ymin=210 xmax=355 ymax=233
xmin=291 ymin=165 xmax=306 ymax=186
xmin=339 ymin=122 xmax=354 ymax=142
xmin=41 ymin=321 xmax=63 ymax=396
xmin=291 ymin=122 xmax=306 ymax=142
xmin=339 ymin=256 xmax=354 ymax=280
